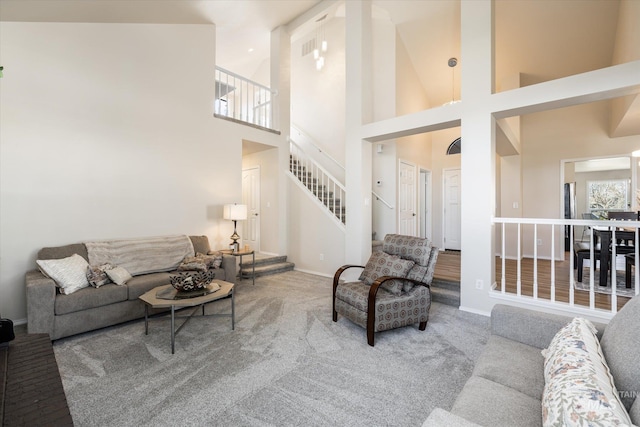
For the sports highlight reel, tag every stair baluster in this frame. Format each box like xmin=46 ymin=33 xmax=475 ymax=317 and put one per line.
xmin=289 ymin=140 xmax=346 ymax=225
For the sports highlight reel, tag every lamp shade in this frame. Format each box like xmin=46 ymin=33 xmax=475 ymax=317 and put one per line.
xmin=223 ymin=204 xmax=247 ymax=221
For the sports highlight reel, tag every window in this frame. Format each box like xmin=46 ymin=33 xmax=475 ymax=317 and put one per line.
xmin=587 ymin=179 xmax=629 ymax=217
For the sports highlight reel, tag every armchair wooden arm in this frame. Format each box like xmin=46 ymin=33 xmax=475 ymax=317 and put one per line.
xmin=332 ymin=265 xmax=365 ymax=322
xmin=367 ymin=276 xmax=430 ymax=345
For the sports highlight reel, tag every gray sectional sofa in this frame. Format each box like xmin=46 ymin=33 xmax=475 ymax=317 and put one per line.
xmin=424 ymin=296 xmax=640 ymax=427
xmin=26 ymin=235 xmax=235 ymax=340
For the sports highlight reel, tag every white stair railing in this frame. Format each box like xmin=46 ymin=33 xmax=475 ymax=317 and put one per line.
xmin=215 ymin=67 xmax=276 ymax=130
xmin=289 ymin=140 xmax=346 ymax=225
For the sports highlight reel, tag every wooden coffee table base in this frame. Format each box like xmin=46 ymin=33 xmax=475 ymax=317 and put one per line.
xmin=139 ymin=282 xmax=235 ymax=354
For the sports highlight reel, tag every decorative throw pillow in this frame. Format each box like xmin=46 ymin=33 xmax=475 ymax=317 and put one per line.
xmin=541 ymin=317 xmax=631 ymax=427
xmin=203 ymin=251 xmax=223 ymax=268
xmin=177 ymin=261 xmax=208 ymax=272
xmin=86 ymin=264 xmax=114 ymax=288
xmin=106 ymin=266 xmax=132 ymax=285
xmin=359 ymin=251 xmax=415 ymax=296
xmin=36 ymin=254 xmax=91 ymax=295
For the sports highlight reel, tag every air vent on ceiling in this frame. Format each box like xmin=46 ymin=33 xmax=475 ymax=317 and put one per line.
xmin=301 ymin=38 xmax=317 ymax=57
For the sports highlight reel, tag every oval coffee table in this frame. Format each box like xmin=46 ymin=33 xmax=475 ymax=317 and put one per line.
xmin=139 ymin=281 xmax=234 ymax=354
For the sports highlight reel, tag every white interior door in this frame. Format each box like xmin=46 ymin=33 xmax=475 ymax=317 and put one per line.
xmin=398 ymin=160 xmax=417 ymax=236
xmin=242 ymin=167 xmax=260 ymax=252
xmin=443 ymin=168 xmax=461 ymax=250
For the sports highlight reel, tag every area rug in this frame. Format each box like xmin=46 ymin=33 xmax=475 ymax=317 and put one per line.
xmin=573 ymin=269 xmax=638 ymax=298
xmin=53 ymin=271 xmax=490 ymax=427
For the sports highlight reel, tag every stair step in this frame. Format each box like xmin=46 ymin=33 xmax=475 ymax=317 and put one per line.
xmin=431 ymin=278 xmax=460 ymax=292
xmin=430 ymin=286 xmax=460 ymax=307
xmin=240 ymin=262 xmax=295 ymax=278
xmin=240 ymin=255 xmax=288 ymax=267
xmin=430 ymin=278 xmax=460 ymax=307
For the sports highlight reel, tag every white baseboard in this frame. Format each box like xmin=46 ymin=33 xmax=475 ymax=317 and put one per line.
xmin=292 ymin=267 xmax=333 ymax=279
xmin=258 ymin=251 xmax=279 ymax=257
xmin=458 ymin=306 xmax=491 ymax=317
xmin=10 ymin=317 xmax=27 ymax=326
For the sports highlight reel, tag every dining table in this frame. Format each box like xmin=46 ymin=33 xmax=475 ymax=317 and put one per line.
xmin=593 ymin=226 xmax=637 ymax=287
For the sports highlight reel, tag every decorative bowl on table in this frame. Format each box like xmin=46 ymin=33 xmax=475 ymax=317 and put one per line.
xmin=169 ymin=271 xmax=215 ymax=292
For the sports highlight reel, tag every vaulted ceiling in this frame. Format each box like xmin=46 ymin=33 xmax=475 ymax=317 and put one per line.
xmin=1 ymin=0 xmax=637 ymax=135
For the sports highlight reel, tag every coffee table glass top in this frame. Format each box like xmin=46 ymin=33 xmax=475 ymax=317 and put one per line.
xmin=139 ymin=281 xmax=234 ymax=308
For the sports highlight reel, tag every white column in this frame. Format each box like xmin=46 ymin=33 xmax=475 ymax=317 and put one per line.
xmin=271 ymin=26 xmax=291 ymax=256
xmin=345 ymin=0 xmax=373 ymax=264
xmin=459 ymin=0 xmax=496 ymax=314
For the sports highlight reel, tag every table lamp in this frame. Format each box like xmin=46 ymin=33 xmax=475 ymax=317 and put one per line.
xmin=223 ymin=203 xmax=247 ymax=252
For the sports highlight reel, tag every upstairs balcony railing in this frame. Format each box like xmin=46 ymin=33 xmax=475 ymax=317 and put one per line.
xmin=215 ymin=66 xmax=277 ymax=131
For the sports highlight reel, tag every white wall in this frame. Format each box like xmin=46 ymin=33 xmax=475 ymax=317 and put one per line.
xmin=291 ymin=17 xmax=346 ymax=166
xmin=521 ymin=101 xmax=640 ymax=258
xmin=0 ymin=22 xmax=282 ymax=321
xmin=288 ymin=180 xmax=345 ymax=276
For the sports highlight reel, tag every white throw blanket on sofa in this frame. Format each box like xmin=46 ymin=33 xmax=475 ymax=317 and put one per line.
xmin=85 ymin=235 xmax=195 ymax=276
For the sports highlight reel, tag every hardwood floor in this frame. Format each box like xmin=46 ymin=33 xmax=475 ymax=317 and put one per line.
xmin=433 ymin=250 xmax=632 ymax=312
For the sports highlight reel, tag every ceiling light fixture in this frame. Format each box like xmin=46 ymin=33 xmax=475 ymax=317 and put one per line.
xmin=443 ymin=57 xmax=460 ymax=106
xmin=314 ymin=14 xmax=328 ymax=71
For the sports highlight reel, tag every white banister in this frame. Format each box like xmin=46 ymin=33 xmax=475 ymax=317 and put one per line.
xmin=372 ymin=191 xmax=394 ymax=209
xmin=493 ymin=217 xmax=640 ymax=320
xmin=289 ymin=140 xmax=346 ymax=225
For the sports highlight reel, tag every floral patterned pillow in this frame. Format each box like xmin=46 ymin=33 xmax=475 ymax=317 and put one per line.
xmin=358 ymin=251 xmax=415 ymax=295
xmin=542 ymin=317 xmax=631 ymax=426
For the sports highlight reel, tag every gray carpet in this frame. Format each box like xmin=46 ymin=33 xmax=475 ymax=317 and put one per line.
xmin=53 ymin=271 xmax=490 ymax=427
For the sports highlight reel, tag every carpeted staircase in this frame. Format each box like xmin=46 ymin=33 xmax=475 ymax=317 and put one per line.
xmin=290 ymin=156 xmax=346 ymax=224
xmin=239 ymin=255 xmax=295 ymax=279
xmin=430 ymin=278 xmax=461 ymax=307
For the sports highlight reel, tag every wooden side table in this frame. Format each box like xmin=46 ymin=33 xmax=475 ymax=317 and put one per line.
xmin=221 ymin=249 xmax=256 ymax=285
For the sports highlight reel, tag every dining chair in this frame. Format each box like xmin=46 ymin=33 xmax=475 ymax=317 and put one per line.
xmin=607 ymin=211 xmax=637 ymax=254
xmin=581 ymin=212 xmax=597 ymax=241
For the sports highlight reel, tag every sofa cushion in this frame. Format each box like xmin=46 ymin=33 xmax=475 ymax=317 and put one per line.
xmin=600 ymin=295 xmax=640 ymax=412
xmin=54 ymin=283 xmax=128 ymax=315
xmin=472 ymin=335 xmax=544 ymax=400
xmin=126 ymin=272 xmax=173 ymax=301
xmin=630 ymin=398 xmax=640 ymax=426
xmin=38 ymin=243 xmax=88 ymax=262
xmin=36 ymin=254 xmax=90 ymax=295
xmin=542 ymin=317 xmax=631 ymax=427
xmin=451 ymin=376 xmax=542 ymax=427
xmin=208 ymin=267 xmax=226 ymax=281
xmin=189 ymin=235 xmax=211 ymax=255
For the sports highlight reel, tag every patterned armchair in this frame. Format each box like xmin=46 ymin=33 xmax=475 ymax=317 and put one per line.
xmin=332 ymin=234 xmax=439 ymax=346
